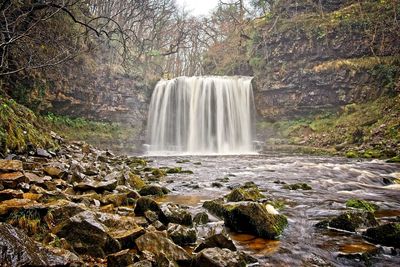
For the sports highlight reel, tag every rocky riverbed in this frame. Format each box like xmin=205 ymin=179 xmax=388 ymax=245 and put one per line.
xmin=0 ymin=134 xmax=399 ymax=266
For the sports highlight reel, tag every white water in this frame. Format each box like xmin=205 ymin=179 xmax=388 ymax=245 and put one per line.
xmin=146 ymin=76 xmax=255 ymax=155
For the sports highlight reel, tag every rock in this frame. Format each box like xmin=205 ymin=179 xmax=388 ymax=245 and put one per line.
xmin=132 ymin=260 xmax=153 ymax=267
xmin=43 ymin=166 xmax=64 ymax=178
xmin=151 ymin=168 xmax=166 ymax=178
xmin=194 ymin=233 xmax=236 ymax=252
xmin=74 ymin=179 xmax=118 ymax=193
xmin=0 ymin=172 xmax=27 ymax=188
xmin=36 ymin=148 xmax=52 ymax=158
xmin=346 ymin=199 xmax=379 ymax=212
xmin=101 ymin=193 xmax=129 ymax=207
xmin=144 ymin=210 xmax=159 ymax=223
xmin=282 ymin=183 xmax=312 ymax=190
xmin=135 ymin=231 xmax=191 ymax=263
xmin=203 ymin=199 xmax=228 ymax=219
xmin=110 ymin=227 xmax=145 ymax=249
xmin=193 ymin=247 xmax=257 ymax=267
xmin=0 ymin=189 xmax=23 ymax=201
xmin=212 ymin=182 xmax=223 ymax=188
xmin=24 ymin=172 xmax=49 ymax=184
xmin=52 ymin=210 xmax=120 ymax=257
xmin=363 ymin=223 xmax=400 ymax=248
xmin=0 ymin=160 xmax=23 ymax=172
xmin=0 ymin=198 xmax=39 ymax=216
xmin=139 ymin=185 xmax=170 ymax=196
xmin=193 ymin=212 xmax=209 ymax=225
xmin=159 ymin=203 xmax=192 ymax=226
xmin=126 ymin=173 xmax=145 ymax=189
xmin=107 ymin=249 xmax=136 ymax=267
xmin=0 ymin=223 xmax=68 ymax=266
xmin=318 ymin=211 xmax=378 ymax=232
xmin=166 ymin=167 xmax=182 ymax=174
xmin=134 ymin=197 xmax=161 ymax=215
xmin=223 ymin=202 xmax=288 ymax=239
xmin=167 ymin=223 xmax=197 ymax=246
xmin=225 ymin=187 xmax=265 ymax=202
xmin=46 ymin=200 xmax=86 ymax=226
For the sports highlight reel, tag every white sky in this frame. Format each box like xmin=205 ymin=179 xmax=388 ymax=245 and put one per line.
xmin=176 ymin=0 xmax=218 ymax=16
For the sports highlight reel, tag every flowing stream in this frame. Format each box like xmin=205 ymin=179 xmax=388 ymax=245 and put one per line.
xmin=146 ymin=76 xmax=255 ymax=155
xmin=146 ymin=154 xmax=400 ymax=266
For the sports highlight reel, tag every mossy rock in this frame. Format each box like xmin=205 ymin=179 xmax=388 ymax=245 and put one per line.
xmin=126 ymin=173 xmax=145 ymax=190
xmin=180 ymin=170 xmax=194 ymax=174
xmin=282 ymin=183 xmax=312 ymax=190
xmin=167 ymin=223 xmax=197 ymax=246
xmin=363 ymin=223 xmax=400 ymax=248
xmin=346 ymin=199 xmax=379 ymax=212
xmin=202 ymin=199 xmax=229 ymax=219
xmin=134 ymin=197 xmax=161 ymax=215
xmin=193 ymin=212 xmax=209 ymax=225
xmin=324 ymin=211 xmax=378 ymax=232
xmin=166 ymin=167 xmax=182 ymax=174
xmin=139 ymin=185 xmax=169 ymax=196
xmin=151 ymin=168 xmax=167 ymax=178
xmin=363 ymin=149 xmax=381 ymax=159
xmin=223 ymin=202 xmax=288 ymax=239
xmin=225 ymin=187 xmax=265 ymax=202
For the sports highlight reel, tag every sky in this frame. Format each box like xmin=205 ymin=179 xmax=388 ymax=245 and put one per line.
xmin=176 ymin=0 xmax=218 ymax=16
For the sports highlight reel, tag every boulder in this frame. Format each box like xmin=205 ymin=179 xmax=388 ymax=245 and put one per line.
xmin=43 ymin=166 xmax=64 ymax=178
xmin=318 ymin=211 xmax=378 ymax=232
xmin=52 ymin=210 xmax=120 ymax=257
xmin=126 ymin=173 xmax=145 ymax=189
xmin=36 ymin=148 xmax=52 ymax=158
xmin=159 ymin=203 xmax=193 ymax=226
xmin=282 ymin=183 xmax=312 ymax=190
xmin=223 ymin=202 xmax=288 ymax=239
xmin=193 ymin=247 xmax=257 ymax=267
xmin=134 ymin=197 xmax=161 ymax=215
xmin=139 ymin=185 xmax=170 ymax=196
xmin=202 ymin=199 xmax=228 ymax=219
xmin=135 ymin=231 xmax=191 ymax=263
xmin=363 ymin=223 xmax=400 ymax=248
xmin=194 ymin=233 xmax=236 ymax=252
xmin=0 ymin=189 xmax=23 ymax=201
xmin=167 ymin=223 xmax=197 ymax=246
xmin=0 ymin=223 xmax=68 ymax=266
xmin=110 ymin=227 xmax=145 ymax=249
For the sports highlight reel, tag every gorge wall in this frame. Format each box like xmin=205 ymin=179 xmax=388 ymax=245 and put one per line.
xmin=252 ymin=0 xmax=400 ymax=120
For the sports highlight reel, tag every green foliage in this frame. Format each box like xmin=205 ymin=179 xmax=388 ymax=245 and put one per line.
xmin=0 ymin=97 xmax=54 ymax=155
xmin=370 ymin=63 xmax=400 ymax=96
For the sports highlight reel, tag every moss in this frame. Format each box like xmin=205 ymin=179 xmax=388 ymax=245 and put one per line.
xmin=387 ymin=156 xmax=400 ymax=163
xmin=226 ymin=188 xmax=265 ymax=202
xmin=282 ymin=183 xmax=312 ymax=190
xmin=345 ymin=151 xmax=358 ymax=158
xmin=151 ymin=168 xmax=166 ymax=178
xmin=166 ymin=167 xmax=182 ymax=174
xmin=346 ymin=199 xmax=379 ymax=212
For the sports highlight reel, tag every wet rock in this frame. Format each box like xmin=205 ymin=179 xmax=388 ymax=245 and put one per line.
xmin=223 ymin=202 xmax=288 ymax=239
xmin=0 ymin=160 xmax=23 ymax=172
xmin=159 ymin=203 xmax=192 ymax=226
xmin=212 ymin=182 xmax=223 ymax=188
xmin=363 ymin=223 xmax=400 ymax=248
xmin=166 ymin=167 xmax=182 ymax=174
xmin=346 ymin=199 xmax=379 ymax=212
xmin=317 ymin=211 xmax=378 ymax=232
xmin=36 ymin=148 xmax=52 ymax=158
xmin=151 ymin=220 xmax=167 ymax=231
xmin=193 ymin=247 xmax=257 ymax=267
xmin=52 ymin=210 xmax=120 ymax=257
xmin=0 ymin=189 xmax=23 ymax=201
xmin=167 ymin=223 xmax=197 ymax=246
xmin=193 ymin=212 xmax=209 ymax=225
xmin=282 ymin=183 xmax=312 ymax=190
xmin=110 ymin=227 xmax=145 ymax=249
xmin=74 ymin=179 xmax=118 ymax=193
xmin=0 ymin=171 xmax=27 ymax=188
xmin=225 ymin=187 xmax=265 ymax=202
xmin=134 ymin=197 xmax=161 ymax=215
xmin=144 ymin=210 xmax=159 ymax=223
xmin=0 ymin=223 xmax=68 ymax=266
xmin=135 ymin=231 xmax=191 ymax=263
xmin=151 ymin=168 xmax=166 ymax=178
xmin=24 ymin=172 xmax=49 ymax=184
xmin=0 ymin=198 xmax=39 ymax=216
xmin=107 ymin=249 xmax=136 ymax=267
xmin=194 ymin=233 xmax=236 ymax=252
xmin=46 ymin=200 xmax=86 ymax=226
xmin=203 ymin=199 xmax=228 ymax=218
xmin=101 ymin=193 xmax=130 ymax=206
xmin=139 ymin=185 xmax=170 ymax=196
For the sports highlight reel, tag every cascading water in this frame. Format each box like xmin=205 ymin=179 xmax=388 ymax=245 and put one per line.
xmin=146 ymin=76 xmax=255 ymax=155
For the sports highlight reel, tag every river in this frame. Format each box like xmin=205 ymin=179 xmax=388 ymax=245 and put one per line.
xmin=145 ymin=153 xmax=400 ymax=266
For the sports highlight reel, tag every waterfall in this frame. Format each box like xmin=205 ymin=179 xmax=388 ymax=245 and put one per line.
xmin=146 ymin=76 xmax=255 ymax=155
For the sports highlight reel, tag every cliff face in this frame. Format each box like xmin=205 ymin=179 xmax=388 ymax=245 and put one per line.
xmin=252 ymin=0 xmax=400 ymax=120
